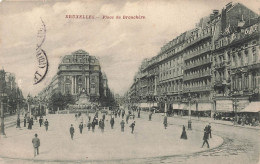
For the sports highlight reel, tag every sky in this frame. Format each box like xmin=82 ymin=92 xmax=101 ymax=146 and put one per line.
xmin=0 ymin=0 xmax=259 ymax=97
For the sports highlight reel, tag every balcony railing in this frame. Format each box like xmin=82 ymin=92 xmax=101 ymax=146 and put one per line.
xmin=185 ymin=58 xmax=211 ymax=70
xmin=183 ymin=85 xmax=211 ymax=92
xmin=185 ymin=33 xmax=212 ymax=49
xmin=183 ymin=70 xmax=211 ymax=81
xmin=184 ymin=46 xmax=211 ymax=60
xmin=214 ymin=61 xmax=230 ymax=69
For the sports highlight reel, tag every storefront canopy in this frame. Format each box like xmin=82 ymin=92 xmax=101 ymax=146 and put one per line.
xmin=240 ymin=102 xmax=260 ymax=113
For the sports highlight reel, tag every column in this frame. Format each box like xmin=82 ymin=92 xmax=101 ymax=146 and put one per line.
xmin=71 ymin=76 xmax=74 ymax=94
xmin=249 ymin=72 xmax=252 ymax=89
xmin=85 ymin=76 xmax=87 ymax=91
xmin=154 ymin=76 xmax=157 ymax=95
xmin=241 ymin=73 xmax=245 ymax=90
xmin=87 ymin=76 xmax=90 ymax=95
xmin=74 ymin=76 xmax=78 ymax=94
xmin=63 ymin=76 xmax=66 ymax=94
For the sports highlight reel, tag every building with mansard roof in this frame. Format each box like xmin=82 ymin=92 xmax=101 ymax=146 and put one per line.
xmin=126 ymin=2 xmax=259 ymax=116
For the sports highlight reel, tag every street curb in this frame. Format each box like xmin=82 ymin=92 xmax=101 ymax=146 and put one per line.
xmin=170 ymin=116 xmax=260 ymax=130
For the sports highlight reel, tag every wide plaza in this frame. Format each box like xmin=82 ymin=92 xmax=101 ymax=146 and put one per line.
xmin=0 ymin=111 xmax=223 ymax=163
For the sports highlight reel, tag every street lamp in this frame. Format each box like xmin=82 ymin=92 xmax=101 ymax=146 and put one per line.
xmin=27 ymin=94 xmax=33 ymax=118
xmin=0 ymin=69 xmax=7 ymax=136
xmin=164 ymin=95 xmax=167 ymax=116
xmin=16 ymin=88 xmax=21 ymax=128
xmin=232 ymin=91 xmax=239 ymax=126
xmin=188 ymin=90 xmax=192 ymax=130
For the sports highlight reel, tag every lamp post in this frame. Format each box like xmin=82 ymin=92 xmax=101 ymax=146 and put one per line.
xmin=16 ymin=88 xmax=21 ymax=128
xmin=188 ymin=90 xmax=192 ymax=130
xmin=163 ymin=95 xmax=167 ymax=116
xmin=27 ymin=94 xmax=32 ymax=118
xmin=0 ymin=69 xmax=7 ymax=136
xmin=232 ymin=91 xmax=239 ymax=126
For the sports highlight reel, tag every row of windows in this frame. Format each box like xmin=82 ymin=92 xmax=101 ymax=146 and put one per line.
xmin=185 ymin=53 xmax=210 ymax=66
xmin=185 ymin=42 xmax=211 ymax=55
xmin=160 ymin=67 xmax=184 ymax=80
xmin=160 ymin=55 xmax=183 ymax=70
xmin=184 ymin=78 xmax=211 ymax=87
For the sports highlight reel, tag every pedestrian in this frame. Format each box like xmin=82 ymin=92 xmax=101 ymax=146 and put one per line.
xmin=149 ymin=112 xmax=152 ymax=121
xmin=88 ymin=115 xmax=91 ymax=122
xmin=129 ymin=121 xmax=135 ymax=134
xmin=102 ymin=113 xmax=106 ymax=121
xmin=118 ymin=110 xmax=121 ymax=118
xmin=180 ymin=125 xmax=187 ymax=139
xmin=208 ymin=123 xmax=212 ymax=138
xmin=163 ymin=116 xmax=167 ymax=129
xmin=87 ymin=121 xmax=91 ymax=131
xmin=100 ymin=120 xmax=105 ymax=133
xmin=122 ymin=110 xmax=125 ymax=119
xmin=126 ymin=114 xmax=130 ymax=124
xmin=28 ymin=118 xmax=32 ymax=130
xmin=110 ymin=117 xmax=115 ymax=129
xmin=98 ymin=119 xmax=102 ymax=128
xmin=24 ymin=116 xmax=26 ymax=127
xmin=115 ymin=112 xmax=118 ymax=118
xmin=79 ymin=122 xmax=83 ymax=134
xmin=39 ymin=117 xmax=43 ymax=127
xmin=138 ymin=110 xmax=140 ymax=118
xmin=44 ymin=119 xmax=49 ymax=131
xmin=201 ymin=126 xmax=210 ymax=148
xmin=70 ymin=124 xmax=75 ymax=140
xmin=32 ymin=133 xmax=40 ymax=157
xmin=91 ymin=120 xmax=96 ymax=132
xmin=120 ymin=120 xmax=125 ymax=132
xmin=75 ymin=113 xmax=78 ymax=120
xmin=16 ymin=117 xmax=20 ymax=128
xmin=31 ymin=117 xmax=34 ymax=126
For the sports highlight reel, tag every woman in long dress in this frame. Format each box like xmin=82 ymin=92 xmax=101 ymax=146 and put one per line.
xmin=180 ymin=125 xmax=187 ymax=139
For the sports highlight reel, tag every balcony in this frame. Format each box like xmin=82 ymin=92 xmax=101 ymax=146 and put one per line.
xmin=185 ymin=33 xmax=212 ymax=49
xmin=183 ymin=70 xmax=211 ymax=81
xmin=214 ymin=79 xmax=230 ymax=86
xmin=214 ymin=61 xmax=230 ymax=69
xmin=183 ymin=85 xmax=211 ymax=93
xmin=184 ymin=46 xmax=211 ymax=60
xmin=185 ymin=58 xmax=211 ymax=70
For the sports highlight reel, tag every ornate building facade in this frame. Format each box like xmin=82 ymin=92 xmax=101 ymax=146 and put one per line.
xmin=39 ymin=49 xmax=109 ymax=102
xmin=127 ymin=2 xmax=259 ymax=115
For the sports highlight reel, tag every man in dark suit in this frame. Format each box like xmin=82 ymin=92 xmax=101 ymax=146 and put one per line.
xmin=70 ymin=124 xmax=75 ymax=140
xmin=201 ymin=126 xmax=210 ymax=148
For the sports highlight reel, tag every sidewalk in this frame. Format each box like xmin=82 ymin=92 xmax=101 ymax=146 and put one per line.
xmin=170 ymin=115 xmax=260 ymax=130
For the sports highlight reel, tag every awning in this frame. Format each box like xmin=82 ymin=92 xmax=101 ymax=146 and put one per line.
xmin=240 ymin=102 xmax=260 ymax=113
xmin=140 ymin=103 xmax=149 ymax=108
xmin=198 ymin=103 xmax=212 ymax=111
xmin=180 ymin=104 xmax=188 ymax=110
xmin=216 ymin=100 xmax=233 ymax=112
xmin=172 ymin=103 xmax=179 ymax=109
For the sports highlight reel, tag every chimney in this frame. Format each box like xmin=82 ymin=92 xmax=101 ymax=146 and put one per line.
xmin=226 ymin=2 xmax=232 ymax=10
xmin=210 ymin=14 xmax=215 ymax=21
xmin=213 ymin=10 xmax=219 ymax=16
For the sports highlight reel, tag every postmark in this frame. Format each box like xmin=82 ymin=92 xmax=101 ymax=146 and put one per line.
xmin=34 ymin=18 xmax=48 ymax=85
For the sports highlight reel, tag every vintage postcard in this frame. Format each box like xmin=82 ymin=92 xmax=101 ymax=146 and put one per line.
xmin=0 ymin=0 xmax=259 ymax=164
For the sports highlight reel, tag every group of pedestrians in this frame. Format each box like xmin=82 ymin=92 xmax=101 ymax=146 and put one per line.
xmin=23 ymin=115 xmax=49 ymax=131
xmin=69 ymin=110 xmax=138 ymax=140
